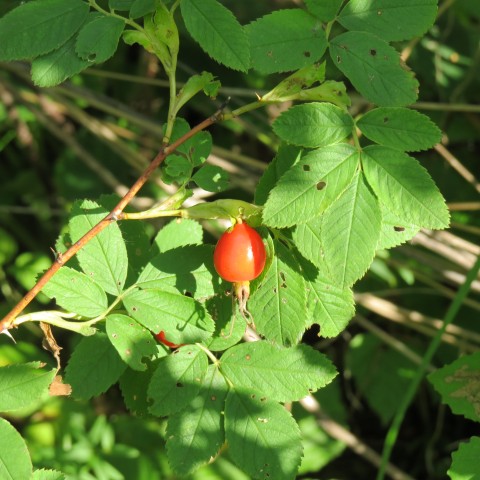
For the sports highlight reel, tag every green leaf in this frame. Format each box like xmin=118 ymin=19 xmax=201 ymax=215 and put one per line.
xmin=263 ymin=144 xmax=359 ymax=228
xmin=330 ymin=31 xmax=419 ymax=107
xmin=122 ymin=29 xmax=153 ymax=52
xmin=0 ymin=418 xmax=32 ymax=480
xmin=272 ymin=103 xmax=353 ymax=148
xmin=428 ymin=351 xmax=480 ymax=422
xmin=246 ymin=9 xmax=326 ymax=74
xmin=205 ymin=294 xmax=246 ymax=352
xmin=0 ymin=362 xmax=56 ymax=412
xmin=192 ymin=165 xmax=229 ymax=192
xmin=166 ymin=366 xmax=228 ymax=475
xmin=0 ymin=0 xmax=89 ymax=61
xmin=338 ymin=0 xmax=438 ymax=42
xmin=106 ymin=314 xmax=158 ymax=372
xmin=148 ymin=344 xmax=209 ymax=416
xmin=248 ymin=240 xmax=307 ymax=346
xmin=137 ymin=245 xmax=221 ymax=299
xmin=76 ymin=15 xmax=125 ymax=64
xmin=152 ymin=218 xmax=203 ymax=253
xmin=346 ymin=333 xmax=417 ymax=425
xmin=448 ymin=437 xmax=480 ymax=480
xmin=123 ymin=288 xmax=215 ymax=345
xmin=174 ymin=71 xmax=221 ymax=115
xmin=109 ymin=0 xmax=135 ymax=10
xmin=119 ymin=357 xmax=166 ymax=416
xmin=261 ymin=63 xmax=326 ymax=103
xmin=362 ymin=145 xmax=450 ymax=229
xmin=255 ymin=144 xmax=302 ymax=206
xmin=31 ymin=33 xmax=89 ymax=88
xmin=65 ymin=332 xmax=127 ymax=400
xmin=357 ymin=107 xmax=442 ymax=152
xmin=303 ymin=263 xmax=355 ymax=337
xmin=305 ymin=0 xmax=344 ymax=21
xmin=225 ymin=388 xmax=303 ymax=480
xmin=129 ymin=0 xmax=156 ymax=19
xmin=180 ymin=0 xmax=249 ymax=72
xmin=32 ymin=469 xmax=66 ymax=480
xmin=220 ymin=342 xmax=337 ymax=402
xmin=42 ymin=266 xmax=108 ymax=318
xmin=69 ymin=199 xmax=128 ymax=295
xmin=292 ymin=215 xmax=323 ymax=269
xmin=321 ymin=173 xmax=381 ymax=287
xmin=377 ymin=206 xmax=420 ymax=250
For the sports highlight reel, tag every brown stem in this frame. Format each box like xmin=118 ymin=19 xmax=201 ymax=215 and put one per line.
xmin=0 ymin=107 xmax=225 ymax=332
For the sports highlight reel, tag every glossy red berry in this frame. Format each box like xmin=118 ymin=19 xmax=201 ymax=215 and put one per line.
xmin=154 ymin=331 xmax=183 ymax=349
xmin=213 ymin=222 xmax=266 ymax=283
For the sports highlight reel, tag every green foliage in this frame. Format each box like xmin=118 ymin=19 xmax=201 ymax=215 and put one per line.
xmin=220 ymin=342 xmax=337 ymax=402
xmin=69 ymin=200 xmax=128 ymax=295
xmin=0 ymin=418 xmax=33 ymax=480
xmin=246 ymin=9 xmax=326 ymax=74
xmin=75 ymin=15 xmax=125 ymax=64
xmin=0 ymin=362 xmax=56 ymax=412
xmin=166 ymin=365 xmax=228 ymax=475
xmin=42 ymin=266 xmax=108 ymax=318
xmin=428 ymin=351 xmax=480 ymax=422
xmin=225 ymin=388 xmax=303 ymax=480
xmin=148 ymin=344 xmax=209 ymax=416
xmin=330 ymin=32 xmax=419 ymax=106
xmin=337 ymin=0 xmax=438 ymax=42
xmin=180 ymin=0 xmax=249 ymax=72
xmin=0 ymin=0 xmax=89 ymax=62
xmin=0 ymin=0 xmax=469 ymax=478
xmin=448 ymin=437 xmax=480 ymax=480
xmin=346 ymin=333 xmax=417 ymax=424
xmin=272 ymin=103 xmax=353 ymax=147
xmin=357 ymin=107 xmax=442 ymax=152
xmin=65 ymin=332 xmax=127 ymax=400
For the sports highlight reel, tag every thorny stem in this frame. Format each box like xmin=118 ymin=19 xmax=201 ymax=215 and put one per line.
xmin=0 ymin=106 xmax=227 ymax=333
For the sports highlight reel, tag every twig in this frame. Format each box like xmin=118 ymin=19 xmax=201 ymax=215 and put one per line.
xmin=0 ymin=106 xmax=226 ymax=333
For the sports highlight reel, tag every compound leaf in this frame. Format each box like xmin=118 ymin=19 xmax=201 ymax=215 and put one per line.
xmin=225 ymin=388 xmax=303 ymax=480
xmin=305 ymin=0 xmax=344 ymax=21
xmin=321 ymin=173 xmax=381 ymax=287
xmin=106 ymin=314 xmax=158 ymax=372
xmin=338 ymin=0 xmax=438 ymax=42
xmin=123 ymin=288 xmax=215 ymax=345
xmin=0 ymin=0 xmax=89 ymax=61
xmin=357 ymin=107 xmax=442 ymax=152
xmin=220 ymin=342 xmax=337 ymax=402
xmin=32 ymin=469 xmax=66 ymax=480
xmin=0 ymin=418 xmax=32 ymax=480
xmin=181 ymin=0 xmax=249 ymax=71
xmin=0 ymin=362 xmax=56 ymax=412
xmin=330 ymin=31 xmax=419 ymax=106
xmin=192 ymin=164 xmax=229 ymax=192
xmin=69 ymin=199 xmax=128 ymax=295
xmin=65 ymin=332 xmax=127 ymax=400
xmin=148 ymin=344 xmax=208 ymax=417
xmin=272 ymin=103 xmax=353 ymax=148
xmin=263 ymin=144 xmax=359 ymax=228
xmin=246 ymin=9 xmax=326 ymax=74
xmin=362 ymin=145 xmax=450 ymax=229
xmin=428 ymin=351 xmax=480 ymax=422
xmin=166 ymin=365 xmax=228 ymax=475
xmin=248 ymin=241 xmax=307 ymax=346
xmin=42 ymin=266 xmax=108 ymax=318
